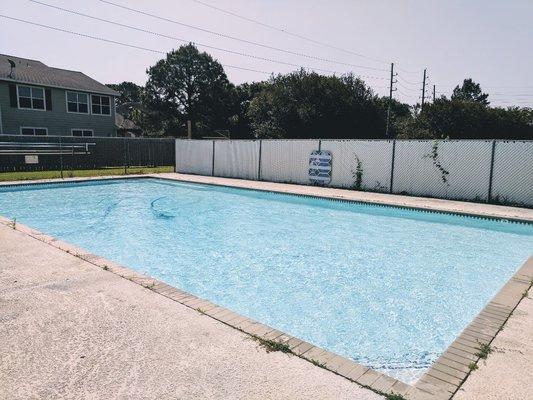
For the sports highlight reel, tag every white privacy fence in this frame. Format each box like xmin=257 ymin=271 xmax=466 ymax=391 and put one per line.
xmin=175 ymin=139 xmax=533 ymax=207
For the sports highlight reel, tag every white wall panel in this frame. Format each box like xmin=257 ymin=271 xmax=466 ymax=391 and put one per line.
xmin=260 ymin=140 xmax=319 ymax=184
xmin=213 ymin=140 xmax=260 ymax=180
xmin=321 ymin=140 xmax=393 ymax=191
xmin=393 ymin=140 xmax=493 ymax=201
xmin=175 ymin=139 xmax=213 ymax=175
xmin=491 ymin=141 xmax=533 ymax=206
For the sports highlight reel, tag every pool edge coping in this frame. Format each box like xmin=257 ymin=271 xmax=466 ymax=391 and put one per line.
xmin=1 ymin=173 xmax=532 ymax=224
xmin=0 ymin=176 xmax=532 ymax=399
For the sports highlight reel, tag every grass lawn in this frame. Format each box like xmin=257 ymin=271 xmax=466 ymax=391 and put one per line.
xmin=0 ymin=166 xmax=174 ymax=182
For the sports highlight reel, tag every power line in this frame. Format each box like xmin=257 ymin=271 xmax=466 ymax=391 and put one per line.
xmin=29 ymin=0 xmax=394 ymax=81
xmin=396 ymin=75 xmax=421 ymax=86
xmin=94 ymin=0 xmax=389 ymax=72
xmin=0 ymin=13 xmax=392 ymax=96
xmin=0 ymin=14 xmax=270 ymax=75
xmin=396 ymin=81 xmax=420 ymax=92
xmin=396 ymin=89 xmax=419 ymax=98
xmin=28 ymin=0 xmax=337 ymax=76
xmin=188 ymin=0 xmax=391 ymax=66
xmin=396 ymin=65 xmax=424 ymax=74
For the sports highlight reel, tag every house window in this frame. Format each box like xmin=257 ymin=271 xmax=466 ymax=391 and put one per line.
xmin=67 ymin=92 xmax=89 ymax=113
xmin=91 ymin=95 xmax=111 ymax=115
xmin=20 ymin=127 xmax=48 ymax=136
xmin=17 ymin=85 xmax=45 ymax=110
xmin=72 ymin=129 xmax=94 ymax=137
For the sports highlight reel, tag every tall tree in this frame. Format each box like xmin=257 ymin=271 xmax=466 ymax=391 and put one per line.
xmin=144 ymin=44 xmax=234 ymax=137
xmin=106 ymin=81 xmax=143 ymax=120
xmin=451 ymin=78 xmax=489 ymax=106
xmin=227 ymin=82 xmax=266 ymax=139
xmin=247 ymin=70 xmax=385 ymax=139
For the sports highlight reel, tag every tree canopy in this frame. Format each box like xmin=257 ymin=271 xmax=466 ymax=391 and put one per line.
xmin=143 ymin=44 xmax=234 ymax=137
xmin=109 ymin=46 xmax=532 ymax=140
xmin=451 ymin=78 xmax=490 ymax=106
xmin=247 ymin=70 xmax=387 ymax=139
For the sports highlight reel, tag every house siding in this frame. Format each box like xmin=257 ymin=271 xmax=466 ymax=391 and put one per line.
xmin=0 ymin=81 xmax=116 ymax=137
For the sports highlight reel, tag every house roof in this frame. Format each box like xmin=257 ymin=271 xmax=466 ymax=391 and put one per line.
xmin=115 ymin=113 xmax=140 ymax=131
xmin=0 ymin=54 xmax=119 ymax=96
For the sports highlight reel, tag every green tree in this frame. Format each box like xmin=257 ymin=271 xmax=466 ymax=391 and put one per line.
xmin=106 ymin=82 xmax=144 ymax=130
xmin=227 ymin=82 xmax=266 ymax=139
xmin=395 ymin=97 xmax=533 ymax=139
xmin=144 ymin=44 xmax=235 ymax=137
xmin=247 ymin=69 xmax=386 ymax=139
xmin=451 ymin=78 xmax=489 ymax=106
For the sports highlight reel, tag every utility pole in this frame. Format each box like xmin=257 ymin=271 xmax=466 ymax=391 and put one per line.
xmin=433 ymin=85 xmax=436 ymax=102
xmin=421 ymin=68 xmax=427 ymax=108
xmin=385 ymin=62 xmax=397 ymax=138
xmin=187 ymin=120 xmax=192 ymax=139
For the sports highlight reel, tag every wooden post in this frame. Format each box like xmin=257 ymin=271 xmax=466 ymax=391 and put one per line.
xmin=421 ymin=69 xmax=427 ymax=108
xmin=187 ymin=120 xmax=192 ymax=139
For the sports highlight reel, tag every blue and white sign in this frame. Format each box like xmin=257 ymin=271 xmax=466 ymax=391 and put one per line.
xmin=309 ymin=150 xmax=332 ymax=185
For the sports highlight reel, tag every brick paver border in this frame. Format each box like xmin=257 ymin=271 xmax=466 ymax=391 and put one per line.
xmin=1 ymin=175 xmax=531 ymax=400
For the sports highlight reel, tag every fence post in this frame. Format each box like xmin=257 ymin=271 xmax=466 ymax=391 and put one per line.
xmin=487 ymin=140 xmax=497 ymax=203
xmin=59 ymin=135 xmax=63 ymax=179
xmin=389 ymin=139 xmax=396 ymax=193
xmin=123 ymin=138 xmax=127 ymax=175
xmin=211 ymin=140 xmax=215 ymax=176
xmin=318 ymin=139 xmax=322 ymax=151
xmin=257 ymin=140 xmax=262 ymax=181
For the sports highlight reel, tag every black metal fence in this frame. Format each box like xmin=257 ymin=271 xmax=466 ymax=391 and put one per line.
xmin=0 ymin=135 xmax=175 ymax=173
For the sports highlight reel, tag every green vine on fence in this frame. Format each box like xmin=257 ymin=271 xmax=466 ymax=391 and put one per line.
xmin=352 ymin=155 xmax=363 ymax=190
xmin=424 ymin=140 xmax=450 ymax=185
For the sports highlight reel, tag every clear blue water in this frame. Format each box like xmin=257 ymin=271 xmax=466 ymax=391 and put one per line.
xmin=1 ymin=178 xmax=532 ymax=383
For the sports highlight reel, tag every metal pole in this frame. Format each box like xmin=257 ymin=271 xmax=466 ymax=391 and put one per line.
xmin=123 ymin=138 xmax=127 ymax=175
xmin=257 ymin=140 xmax=262 ymax=181
xmin=389 ymin=139 xmax=396 ymax=193
xmin=433 ymin=85 xmax=436 ymax=102
xmin=59 ymin=135 xmax=63 ymax=179
xmin=487 ymin=140 xmax=497 ymax=202
xmin=211 ymin=140 xmax=215 ymax=176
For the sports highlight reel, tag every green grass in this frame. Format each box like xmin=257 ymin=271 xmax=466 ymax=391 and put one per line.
xmin=476 ymin=342 xmax=492 ymax=359
xmin=0 ymin=166 xmax=174 ymax=182
xmin=250 ymin=335 xmax=291 ymax=354
xmin=386 ymin=394 xmax=407 ymax=400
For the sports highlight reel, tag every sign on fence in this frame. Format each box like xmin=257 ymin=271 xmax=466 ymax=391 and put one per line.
xmin=309 ymin=150 xmax=332 ymax=185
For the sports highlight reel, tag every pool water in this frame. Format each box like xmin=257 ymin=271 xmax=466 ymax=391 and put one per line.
xmin=1 ymin=178 xmax=531 ymax=383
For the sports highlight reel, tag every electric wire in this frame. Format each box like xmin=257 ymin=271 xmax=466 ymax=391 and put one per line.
xmin=94 ymin=0 xmax=389 ymax=72
xmin=0 ymin=14 xmax=271 ymax=75
xmin=187 ymin=0 xmax=391 ymax=65
xmin=28 ymin=0 xmax=343 ymax=76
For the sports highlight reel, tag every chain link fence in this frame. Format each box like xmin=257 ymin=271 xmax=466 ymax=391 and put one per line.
xmin=0 ymin=135 xmax=175 ymax=175
xmin=175 ymin=139 xmax=533 ymax=207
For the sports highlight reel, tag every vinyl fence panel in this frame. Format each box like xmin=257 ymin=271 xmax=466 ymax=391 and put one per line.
xmin=175 ymin=139 xmax=213 ymax=175
xmin=392 ymin=140 xmax=493 ymax=201
xmin=213 ymin=140 xmax=260 ymax=180
xmin=491 ymin=141 xmax=533 ymax=206
xmin=321 ymin=139 xmax=393 ymax=192
xmin=260 ymin=139 xmax=319 ymax=184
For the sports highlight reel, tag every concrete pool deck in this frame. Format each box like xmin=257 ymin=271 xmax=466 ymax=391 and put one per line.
xmin=0 ymin=173 xmax=532 ymax=399
xmin=0 ymin=224 xmax=382 ymax=400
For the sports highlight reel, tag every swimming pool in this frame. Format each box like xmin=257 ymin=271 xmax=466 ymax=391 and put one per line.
xmin=1 ymin=178 xmax=531 ymax=384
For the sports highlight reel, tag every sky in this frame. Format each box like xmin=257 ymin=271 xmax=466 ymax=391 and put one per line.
xmin=1 ymin=0 xmax=532 ymax=107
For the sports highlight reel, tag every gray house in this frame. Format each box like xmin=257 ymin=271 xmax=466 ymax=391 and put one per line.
xmin=0 ymin=54 xmax=119 ymax=137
